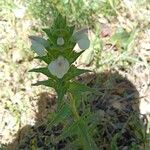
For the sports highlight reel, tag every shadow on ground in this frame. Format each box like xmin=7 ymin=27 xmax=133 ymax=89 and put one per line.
xmin=4 ymin=70 xmax=146 ymax=150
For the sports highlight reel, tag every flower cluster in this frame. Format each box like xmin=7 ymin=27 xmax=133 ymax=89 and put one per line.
xmin=30 ymin=23 xmax=90 ymax=79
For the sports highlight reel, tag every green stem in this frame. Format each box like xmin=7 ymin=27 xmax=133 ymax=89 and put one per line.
xmin=69 ymin=93 xmax=80 ymax=121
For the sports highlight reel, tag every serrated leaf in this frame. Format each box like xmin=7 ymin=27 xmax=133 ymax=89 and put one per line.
xmin=32 ymin=79 xmax=54 ymax=87
xmin=29 ymin=67 xmax=50 ymax=77
xmin=54 ymin=13 xmax=66 ymax=29
xmin=42 ymin=28 xmax=51 ymax=37
xmin=69 ymin=25 xmax=75 ymax=36
xmin=78 ymin=120 xmax=98 ymax=150
xmin=34 ymin=55 xmax=52 ymax=64
xmin=46 ymin=103 xmax=71 ymax=131
xmin=68 ymin=81 xmax=94 ymax=94
xmin=69 ymin=82 xmax=103 ymax=101
xmin=64 ymin=65 xmax=91 ymax=81
xmin=68 ymin=50 xmax=84 ymax=64
xmin=29 ymin=67 xmax=57 ymax=80
xmin=42 ymin=28 xmax=56 ymax=44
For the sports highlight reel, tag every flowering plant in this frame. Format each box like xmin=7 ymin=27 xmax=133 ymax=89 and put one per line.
xmin=29 ymin=13 xmax=98 ymax=149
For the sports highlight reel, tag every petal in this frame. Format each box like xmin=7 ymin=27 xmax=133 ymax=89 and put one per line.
xmin=30 ymin=39 xmax=47 ymax=56
xmin=48 ymin=56 xmax=70 ymax=79
xmin=72 ymin=31 xmax=90 ymax=51
xmin=72 ymin=28 xmax=88 ymax=41
xmin=29 ymin=36 xmax=49 ymax=48
xmin=77 ymin=36 xmax=90 ymax=50
xmin=48 ymin=61 xmax=57 ymax=76
xmin=55 ymin=57 xmax=69 ymax=78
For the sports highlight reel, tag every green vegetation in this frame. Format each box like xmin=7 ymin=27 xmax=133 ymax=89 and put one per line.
xmin=0 ymin=0 xmax=150 ymax=149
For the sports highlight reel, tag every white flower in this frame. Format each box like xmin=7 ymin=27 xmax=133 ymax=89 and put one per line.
xmin=13 ymin=6 xmax=26 ymax=19
xmin=29 ymin=36 xmax=47 ymax=56
xmin=48 ymin=56 xmax=70 ymax=78
xmin=57 ymin=37 xmax=65 ymax=46
xmin=77 ymin=34 xmax=90 ymax=50
xmin=72 ymin=29 xmax=90 ymax=51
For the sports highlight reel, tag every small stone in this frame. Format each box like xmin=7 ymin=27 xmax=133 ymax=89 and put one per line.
xmin=12 ymin=49 xmax=24 ymax=63
xmin=13 ymin=6 xmax=26 ymax=19
xmin=140 ymin=99 xmax=150 ymax=114
xmin=141 ymin=43 xmax=150 ymax=50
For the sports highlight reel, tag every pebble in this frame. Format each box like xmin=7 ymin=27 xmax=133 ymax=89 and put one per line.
xmin=12 ymin=49 xmax=24 ymax=63
xmin=141 ymin=43 xmax=150 ymax=50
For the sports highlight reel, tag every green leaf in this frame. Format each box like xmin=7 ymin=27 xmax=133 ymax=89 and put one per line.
xmin=68 ymin=81 xmax=94 ymax=106
xmin=69 ymin=25 xmax=75 ymax=37
xmin=59 ymin=120 xmax=79 ymax=140
xmin=46 ymin=103 xmax=71 ymax=131
xmin=68 ymin=81 xmax=94 ymax=94
xmin=54 ymin=13 xmax=67 ymax=29
xmin=29 ymin=67 xmax=56 ymax=80
xmin=42 ymin=28 xmax=51 ymax=36
xmin=42 ymin=28 xmax=56 ymax=45
xmin=110 ymin=133 xmax=119 ymax=150
xmin=110 ymin=27 xmax=131 ymax=49
xmin=64 ymin=65 xmax=91 ymax=80
xmin=34 ymin=55 xmax=52 ymax=64
xmin=68 ymin=50 xmax=84 ymax=64
xmin=29 ymin=67 xmax=50 ymax=77
xmin=32 ymin=79 xmax=54 ymax=87
xmin=78 ymin=120 xmax=98 ymax=150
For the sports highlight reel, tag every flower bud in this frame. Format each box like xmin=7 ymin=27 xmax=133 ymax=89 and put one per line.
xmin=57 ymin=37 xmax=65 ymax=46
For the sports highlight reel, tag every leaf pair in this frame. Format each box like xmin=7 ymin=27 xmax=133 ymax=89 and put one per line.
xmin=29 ymin=65 xmax=91 ymax=83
